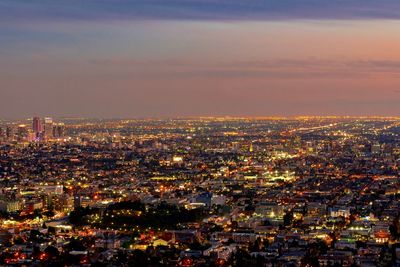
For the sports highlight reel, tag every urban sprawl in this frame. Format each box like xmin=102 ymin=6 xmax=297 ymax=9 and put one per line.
xmin=0 ymin=117 xmax=400 ymax=266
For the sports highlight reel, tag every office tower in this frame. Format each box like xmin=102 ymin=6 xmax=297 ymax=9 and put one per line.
xmin=32 ymin=117 xmax=43 ymax=135
xmin=43 ymin=117 xmax=54 ymax=140
xmin=53 ymin=123 xmax=65 ymax=138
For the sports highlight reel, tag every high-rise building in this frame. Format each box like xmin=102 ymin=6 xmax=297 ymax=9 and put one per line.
xmin=32 ymin=117 xmax=43 ymax=135
xmin=53 ymin=123 xmax=65 ymax=138
xmin=43 ymin=117 xmax=54 ymax=140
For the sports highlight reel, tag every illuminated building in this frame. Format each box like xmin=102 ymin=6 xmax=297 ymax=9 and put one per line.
xmin=17 ymin=124 xmax=29 ymax=142
xmin=32 ymin=117 xmax=43 ymax=136
xmin=43 ymin=117 xmax=54 ymax=139
xmin=53 ymin=123 xmax=66 ymax=138
xmin=0 ymin=200 xmax=22 ymax=213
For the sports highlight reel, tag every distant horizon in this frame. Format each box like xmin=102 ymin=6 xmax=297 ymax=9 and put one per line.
xmin=2 ymin=114 xmax=400 ymax=122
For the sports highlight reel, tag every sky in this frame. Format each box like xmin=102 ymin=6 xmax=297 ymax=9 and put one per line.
xmin=1 ymin=1 xmax=400 ymax=118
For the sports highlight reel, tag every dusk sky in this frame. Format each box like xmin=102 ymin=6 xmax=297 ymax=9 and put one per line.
xmin=1 ymin=0 xmax=400 ymax=118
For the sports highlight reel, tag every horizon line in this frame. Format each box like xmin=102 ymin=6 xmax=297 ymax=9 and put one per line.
xmin=2 ymin=115 xmax=400 ymax=122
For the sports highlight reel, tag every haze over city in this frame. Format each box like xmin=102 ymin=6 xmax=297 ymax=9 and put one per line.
xmin=1 ymin=0 xmax=400 ymax=118
xmin=3 ymin=2 xmax=400 ymax=266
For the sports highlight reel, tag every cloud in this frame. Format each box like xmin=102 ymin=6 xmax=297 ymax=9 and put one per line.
xmin=2 ymin=0 xmax=400 ymax=23
xmin=347 ymin=60 xmax=400 ymax=71
xmin=86 ymin=57 xmax=400 ymax=79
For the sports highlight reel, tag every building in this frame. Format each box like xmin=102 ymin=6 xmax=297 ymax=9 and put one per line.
xmin=0 ymin=200 xmax=22 ymax=213
xmin=17 ymin=124 xmax=29 ymax=142
xmin=32 ymin=117 xmax=43 ymax=136
xmin=43 ymin=117 xmax=54 ymax=140
xmin=53 ymin=123 xmax=66 ymax=138
xmin=6 ymin=126 xmax=14 ymax=140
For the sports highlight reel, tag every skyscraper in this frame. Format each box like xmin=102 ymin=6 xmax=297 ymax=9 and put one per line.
xmin=53 ymin=123 xmax=65 ymax=138
xmin=43 ymin=117 xmax=54 ymax=140
xmin=32 ymin=117 xmax=43 ymax=137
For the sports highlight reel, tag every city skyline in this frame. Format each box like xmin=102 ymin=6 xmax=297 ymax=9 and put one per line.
xmin=1 ymin=1 xmax=400 ymax=118
xmin=2 ymin=3 xmax=400 ymax=264
xmin=0 ymin=116 xmax=399 ymax=265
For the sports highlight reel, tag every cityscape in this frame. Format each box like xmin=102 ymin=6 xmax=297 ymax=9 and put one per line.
xmin=0 ymin=117 xmax=399 ymax=266
xmin=2 ymin=0 xmax=400 ymax=266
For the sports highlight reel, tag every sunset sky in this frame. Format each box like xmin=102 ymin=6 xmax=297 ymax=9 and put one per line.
xmin=1 ymin=0 xmax=400 ymax=118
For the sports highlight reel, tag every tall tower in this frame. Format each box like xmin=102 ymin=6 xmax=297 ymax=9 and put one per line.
xmin=32 ymin=117 xmax=43 ymax=137
xmin=43 ymin=117 xmax=54 ymax=140
xmin=53 ymin=123 xmax=65 ymax=138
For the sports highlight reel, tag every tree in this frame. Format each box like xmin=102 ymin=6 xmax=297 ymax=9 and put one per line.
xmin=44 ymin=245 xmax=60 ymax=259
xmin=283 ymin=210 xmax=294 ymax=227
xmin=48 ymin=226 xmax=56 ymax=235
